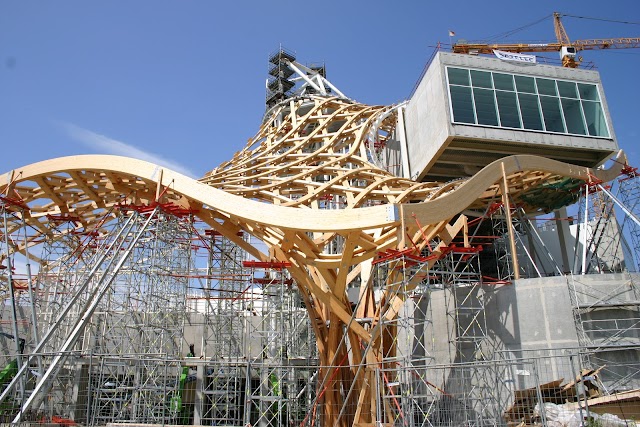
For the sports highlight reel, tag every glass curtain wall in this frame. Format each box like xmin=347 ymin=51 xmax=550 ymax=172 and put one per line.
xmin=446 ymin=67 xmax=610 ymax=138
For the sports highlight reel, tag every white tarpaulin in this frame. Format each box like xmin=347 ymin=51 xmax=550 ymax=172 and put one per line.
xmin=493 ymin=50 xmax=536 ymax=64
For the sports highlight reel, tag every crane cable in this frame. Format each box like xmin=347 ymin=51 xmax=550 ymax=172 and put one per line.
xmin=481 ymin=14 xmax=551 ymax=42
xmin=560 ymin=12 xmax=640 ymax=57
xmin=560 ymin=13 xmax=640 ymax=26
xmin=476 ymin=13 xmax=640 ymax=45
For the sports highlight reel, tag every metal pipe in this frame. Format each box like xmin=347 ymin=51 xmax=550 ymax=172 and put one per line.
xmin=0 ymin=210 xmax=138 ymax=405
xmin=515 ymin=229 xmax=542 ymax=277
xmin=321 ymin=76 xmax=347 ymax=99
xmin=2 ymin=204 xmax=24 ymax=394
xmin=598 ymin=183 xmax=640 ymax=228
xmin=12 ymin=207 xmax=159 ymax=423
xmin=522 ymin=211 xmax=564 ymax=276
xmin=21 ymin=209 xmax=43 ymax=375
xmin=569 ymin=355 xmax=586 ymax=424
xmin=581 ymin=186 xmax=590 ymax=275
xmin=284 ymin=60 xmax=325 ymax=94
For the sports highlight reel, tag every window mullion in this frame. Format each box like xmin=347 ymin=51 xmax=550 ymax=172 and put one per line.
xmin=445 ymin=67 xmax=610 ymax=138
xmin=533 ymin=79 xmax=546 ymax=132
xmin=514 ymin=87 xmax=523 ymax=130
xmin=492 ymin=89 xmax=501 ymax=127
xmin=558 ymin=95 xmax=568 ymax=134
xmin=577 ymin=91 xmax=590 ymax=136
xmin=469 ymin=83 xmax=478 ymax=124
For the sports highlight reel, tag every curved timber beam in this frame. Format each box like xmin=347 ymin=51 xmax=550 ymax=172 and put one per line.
xmin=1 ymin=155 xmax=397 ymax=233
xmin=0 ymin=91 xmax=629 ymax=427
xmin=1 ymin=152 xmax=626 ymax=240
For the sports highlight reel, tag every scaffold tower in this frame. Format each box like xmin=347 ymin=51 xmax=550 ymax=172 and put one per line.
xmin=563 ymin=170 xmax=640 ymax=395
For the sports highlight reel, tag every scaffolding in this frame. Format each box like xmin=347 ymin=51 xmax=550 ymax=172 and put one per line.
xmin=242 ymin=260 xmax=315 ymax=427
xmin=3 ymin=165 xmax=640 ymax=426
xmin=0 ymin=200 xmax=320 ymax=426
xmin=198 ymin=229 xmax=247 ymax=360
xmin=366 ymin=243 xmax=506 ymax=426
xmin=86 ymin=204 xmax=196 ymax=425
xmin=440 ymin=248 xmax=502 ymax=425
xmin=1 ymin=197 xmax=640 ymax=425
xmin=560 ymin=174 xmax=640 ymax=387
xmin=618 ymin=165 xmax=640 ymax=271
xmin=371 ymin=251 xmax=436 ymax=364
xmin=193 ymin=230 xmax=248 ymax=426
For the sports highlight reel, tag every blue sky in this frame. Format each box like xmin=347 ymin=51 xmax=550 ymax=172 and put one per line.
xmin=1 ymin=1 xmax=639 ymax=178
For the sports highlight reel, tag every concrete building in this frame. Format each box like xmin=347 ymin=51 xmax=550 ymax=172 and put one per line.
xmin=404 ymin=51 xmax=618 ymax=181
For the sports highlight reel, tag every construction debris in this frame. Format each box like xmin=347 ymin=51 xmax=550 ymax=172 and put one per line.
xmin=504 ymin=366 xmax=640 ymax=426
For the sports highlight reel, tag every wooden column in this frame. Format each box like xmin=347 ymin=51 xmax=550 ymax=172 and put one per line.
xmin=501 ymin=162 xmax=520 ymax=280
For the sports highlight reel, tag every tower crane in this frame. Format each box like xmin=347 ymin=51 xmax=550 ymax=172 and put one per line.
xmin=452 ymin=12 xmax=640 ymax=68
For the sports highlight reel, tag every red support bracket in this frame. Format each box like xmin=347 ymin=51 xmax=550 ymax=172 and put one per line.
xmin=205 ymin=229 xmax=244 ymax=237
xmin=46 ymin=213 xmax=82 ymax=224
xmin=447 ymin=244 xmax=483 ymax=254
xmin=584 ymin=174 xmax=609 ymax=194
xmin=373 ymin=248 xmax=416 ymax=265
xmin=242 ymin=260 xmax=291 ymax=270
xmin=0 ymin=195 xmax=28 ymax=211
xmin=116 ymin=202 xmax=197 ymax=218
xmin=482 ymin=275 xmax=512 ymax=286
xmin=251 ymin=277 xmax=294 ymax=285
xmin=619 ymin=164 xmax=639 ymax=182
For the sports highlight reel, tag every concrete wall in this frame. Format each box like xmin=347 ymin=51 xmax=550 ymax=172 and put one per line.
xmin=486 ymin=276 xmax=579 ymax=352
xmin=429 ymin=273 xmax=639 ymax=362
xmin=404 ymin=51 xmax=619 ymax=181
xmin=404 ymin=53 xmax=450 ymax=181
xmin=425 ymin=273 xmax=640 ymax=392
xmin=428 ymin=276 xmax=578 ymax=366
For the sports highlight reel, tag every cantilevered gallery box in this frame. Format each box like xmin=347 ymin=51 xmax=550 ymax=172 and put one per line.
xmin=404 ymin=51 xmax=619 ymax=182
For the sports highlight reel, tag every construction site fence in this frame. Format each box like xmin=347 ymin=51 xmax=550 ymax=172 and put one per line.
xmin=0 ymin=345 xmax=638 ymax=427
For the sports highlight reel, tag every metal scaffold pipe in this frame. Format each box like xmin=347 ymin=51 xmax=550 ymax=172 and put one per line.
xmin=2 ymin=203 xmax=24 ymax=394
xmin=11 ymin=207 xmax=160 ymax=423
xmin=598 ymin=183 xmax=640 ymax=228
xmin=0 ymin=209 xmax=139 ymax=407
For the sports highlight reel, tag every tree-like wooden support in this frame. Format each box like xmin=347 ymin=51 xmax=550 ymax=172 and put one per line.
xmin=0 ymin=95 xmax=626 ymax=426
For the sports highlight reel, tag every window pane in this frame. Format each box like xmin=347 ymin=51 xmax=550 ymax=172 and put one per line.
xmin=578 ymin=83 xmax=599 ymax=101
xmin=448 ymin=67 xmax=470 ymax=86
xmin=582 ymin=101 xmax=609 ymax=137
xmin=450 ymin=85 xmax=475 ymax=123
xmin=518 ymin=93 xmax=543 ymax=130
xmin=471 ymin=70 xmax=492 ymax=88
xmin=536 ymin=78 xmax=557 ymax=96
xmin=539 ymin=96 xmax=565 ymax=133
xmin=496 ymin=91 xmax=521 ymax=128
xmin=493 ymin=73 xmax=514 ymax=91
xmin=515 ymin=76 xmax=536 ymax=93
xmin=473 ymin=88 xmax=498 ymax=126
xmin=562 ymin=98 xmax=587 ymax=135
xmin=445 ymin=69 xmax=606 ymax=138
xmin=557 ymin=81 xmax=578 ymax=98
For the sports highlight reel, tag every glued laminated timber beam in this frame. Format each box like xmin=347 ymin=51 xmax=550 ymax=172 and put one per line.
xmin=0 ymin=93 xmax=628 ymax=427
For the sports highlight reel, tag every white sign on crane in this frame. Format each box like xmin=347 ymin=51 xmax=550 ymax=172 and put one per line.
xmin=493 ymin=49 xmax=537 ymax=64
